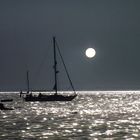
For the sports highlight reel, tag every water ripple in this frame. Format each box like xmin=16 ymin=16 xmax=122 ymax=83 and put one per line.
xmin=1 ymin=91 xmax=140 ymax=139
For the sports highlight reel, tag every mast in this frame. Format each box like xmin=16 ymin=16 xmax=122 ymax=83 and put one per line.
xmin=53 ymin=37 xmax=58 ymax=95
xmin=26 ymin=70 xmax=30 ymax=93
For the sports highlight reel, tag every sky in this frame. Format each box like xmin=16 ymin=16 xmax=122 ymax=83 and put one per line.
xmin=0 ymin=0 xmax=140 ymax=91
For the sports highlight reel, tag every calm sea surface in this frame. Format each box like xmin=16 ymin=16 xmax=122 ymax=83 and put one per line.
xmin=1 ymin=91 xmax=140 ymax=140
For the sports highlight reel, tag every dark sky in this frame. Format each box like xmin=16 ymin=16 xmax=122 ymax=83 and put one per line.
xmin=0 ymin=0 xmax=140 ymax=91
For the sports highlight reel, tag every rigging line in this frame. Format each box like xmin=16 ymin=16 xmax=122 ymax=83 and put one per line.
xmin=55 ymin=41 xmax=76 ymax=95
xmin=34 ymin=44 xmax=51 ymax=83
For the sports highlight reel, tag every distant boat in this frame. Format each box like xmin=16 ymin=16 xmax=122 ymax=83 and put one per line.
xmin=23 ymin=37 xmax=77 ymax=102
xmin=1 ymin=99 xmax=13 ymax=102
xmin=0 ymin=103 xmax=13 ymax=110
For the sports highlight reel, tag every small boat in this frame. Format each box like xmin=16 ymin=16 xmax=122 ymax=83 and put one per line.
xmin=23 ymin=37 xmax=77 ymax=102
xmin=1 ymin=99 xmax=13 ymax=102
xmin=0 ymin=103 xmax=13 ymax=110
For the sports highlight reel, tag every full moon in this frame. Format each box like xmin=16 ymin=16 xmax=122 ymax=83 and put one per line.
xmin=85 ymin=48 xmax=96 ymax=58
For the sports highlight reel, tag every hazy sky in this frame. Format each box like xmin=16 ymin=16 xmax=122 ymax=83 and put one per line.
xmin=0 ymin=0 xmax=140 ymax=91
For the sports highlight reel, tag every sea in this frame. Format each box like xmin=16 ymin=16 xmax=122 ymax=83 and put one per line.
xmin=0 ymin=91 xmax=140 ymax=140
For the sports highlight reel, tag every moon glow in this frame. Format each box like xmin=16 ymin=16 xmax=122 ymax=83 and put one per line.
xmin=85 ymin=48 xmax=96 ymax=58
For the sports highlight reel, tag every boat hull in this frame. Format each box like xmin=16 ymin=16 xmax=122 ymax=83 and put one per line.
xmin=24 ymin=94 xmax=77 ymax=102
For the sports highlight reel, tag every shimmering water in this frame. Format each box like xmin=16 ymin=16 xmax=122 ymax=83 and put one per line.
xmin=1 ymin=91 xmax=140 ymax=139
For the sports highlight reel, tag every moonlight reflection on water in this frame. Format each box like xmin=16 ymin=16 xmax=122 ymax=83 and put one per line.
xmin=0 ymin=91 xmax=140 ymax=139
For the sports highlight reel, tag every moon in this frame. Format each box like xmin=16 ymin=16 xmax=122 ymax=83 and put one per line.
xmin=85 ymin=48 xmax=96 ymax=58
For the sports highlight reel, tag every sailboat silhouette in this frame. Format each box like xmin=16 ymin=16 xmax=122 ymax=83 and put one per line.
xmin=24 ymin=37 xmax=77 ymax=101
